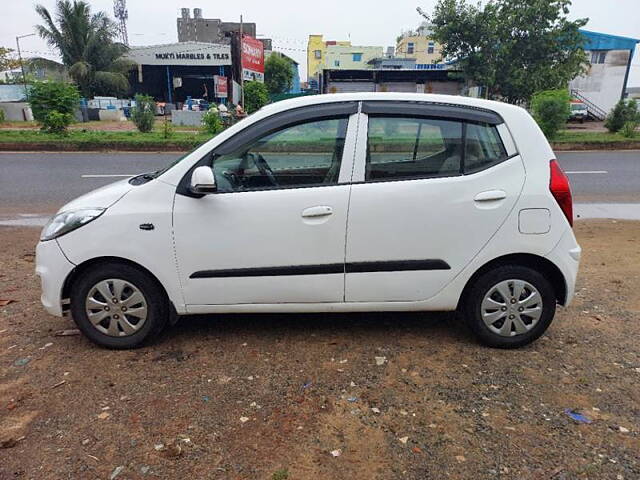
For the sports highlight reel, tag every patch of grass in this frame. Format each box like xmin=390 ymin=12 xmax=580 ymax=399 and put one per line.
xmin=0 ymin=128 xmax=213 ymax=150
xmin=553 ymin=130 xmax=640 ymax=144
xmin=271 ymin=469 xmax=289 ymax=480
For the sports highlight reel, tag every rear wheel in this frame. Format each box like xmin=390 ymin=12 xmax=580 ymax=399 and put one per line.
xmin=70 ymin=263 xmax=169 ymax=349
xmin=461 ymin=265 xmax=556 ymax=348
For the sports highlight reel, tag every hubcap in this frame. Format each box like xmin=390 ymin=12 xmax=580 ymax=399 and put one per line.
xmin=480 ymin=279 xmax=543 ymax=337
xmin=85 ymin=279 xmax=148 ymax=337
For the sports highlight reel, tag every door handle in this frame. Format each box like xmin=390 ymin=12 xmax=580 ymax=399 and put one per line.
xmin=302 ymin=206 xmax=333 ymax=218
xmin=474 ymin=190 xmax=507 ymax=202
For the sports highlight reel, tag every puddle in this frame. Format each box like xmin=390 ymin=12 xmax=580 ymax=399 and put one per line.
xmin=575 ymin=203 xmax=640 ymax=221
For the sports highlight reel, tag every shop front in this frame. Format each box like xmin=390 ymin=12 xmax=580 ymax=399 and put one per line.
xmin=127 ymin=42 xmax=232 ymax=105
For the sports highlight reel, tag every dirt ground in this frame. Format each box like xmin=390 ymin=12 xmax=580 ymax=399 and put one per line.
xmin=0 ymin=221 xmax=639 ymax=480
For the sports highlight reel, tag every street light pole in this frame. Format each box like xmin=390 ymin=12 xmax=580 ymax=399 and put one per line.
xmin=16 ymin=33 xmax=36 ymax=100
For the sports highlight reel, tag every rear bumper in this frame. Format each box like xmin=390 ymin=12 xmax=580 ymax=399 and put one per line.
xmin=545 ymin=229 xmax=581 ymax=306
xmin=35 ymin=240 xmax=75 ymax=317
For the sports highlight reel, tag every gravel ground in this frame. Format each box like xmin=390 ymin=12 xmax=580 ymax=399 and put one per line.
xmin=0 ymin=220 xmax=639 ymax=480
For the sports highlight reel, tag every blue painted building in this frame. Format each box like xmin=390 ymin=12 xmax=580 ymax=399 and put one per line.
xmin=570 ymin=30 xmax=639 ymax=116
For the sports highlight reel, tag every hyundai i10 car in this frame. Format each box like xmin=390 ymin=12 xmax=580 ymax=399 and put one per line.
xmin=36 ymin=93 xmax=581 ymax=349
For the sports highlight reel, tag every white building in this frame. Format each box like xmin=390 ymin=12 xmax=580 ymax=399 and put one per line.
xmin=570 ymin=30 xmax=639 ymax=119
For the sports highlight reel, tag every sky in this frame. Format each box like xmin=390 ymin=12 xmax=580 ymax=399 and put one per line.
xmin=3 ymin=0 xmax=640 ymax=86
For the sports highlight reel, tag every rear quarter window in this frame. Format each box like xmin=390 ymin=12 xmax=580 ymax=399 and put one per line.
xmin=464 ymin=123 xmax=509 ymax=174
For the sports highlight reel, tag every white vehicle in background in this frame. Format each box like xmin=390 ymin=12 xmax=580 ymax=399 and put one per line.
xmin=569 ymin=101 xmax=588 ymax=123
xmin=36 ymin=93 xmax=580 ymax=350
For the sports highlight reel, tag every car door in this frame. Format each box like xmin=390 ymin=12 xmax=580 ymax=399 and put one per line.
xmin=173 ymin=102 xmax=358 ymax=306
xmin=345 ymin=101 xmax=525 ymax=303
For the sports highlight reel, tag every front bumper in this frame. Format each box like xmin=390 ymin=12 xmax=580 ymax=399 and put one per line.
xmin=35 ymin=240 xmax=75 ymax=316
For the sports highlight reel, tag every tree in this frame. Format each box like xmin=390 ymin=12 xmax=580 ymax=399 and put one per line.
xmin=531 ymin=89 xmax=570 ymax=139
xmin=264 ymin=54 xmax=293 ymax=95
xmin=35 ymin=0 xmax=132 ymax=98
xmin=0 ymin=47 xmax=21 ymax=71
xmin=130 ymin=94 xmax=156 ymax=133
xmin=604 ymin=99 xmax=639 ymax=133
xmin=244 ymin=81 xmax=269 ymax=114
xmin=428 ymin=0 xmax=589 ymax=104
xmin=29 ymin=80 xmax=80 ymax=133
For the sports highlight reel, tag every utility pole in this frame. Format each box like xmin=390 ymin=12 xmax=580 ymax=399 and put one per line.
xmin=239 ymin=15 xmax=245 ymax=109
xmin=16 ymin=33 xmax=35 ymax=100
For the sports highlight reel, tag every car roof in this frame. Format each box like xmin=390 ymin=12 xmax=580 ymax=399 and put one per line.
xmin=258 ymin=92 xmax=523 ymax=117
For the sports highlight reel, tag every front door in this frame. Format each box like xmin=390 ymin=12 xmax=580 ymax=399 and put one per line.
xmin=345 ymin=105 xmax=525 ymax=302
xmin=173 ymin=108 xmax=357 ymax=306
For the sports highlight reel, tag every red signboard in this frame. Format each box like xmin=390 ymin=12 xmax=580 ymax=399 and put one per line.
xmin=214 ymin=75 xmax=228 ymax=98
xmin=241 ymin=35 xmax=264 ymax=82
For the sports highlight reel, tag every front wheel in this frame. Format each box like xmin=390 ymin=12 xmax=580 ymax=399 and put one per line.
xmin=70 ymin=263 xmax=169 ymax=349
xmin=460 ymin=265 xmax=556 ymax=348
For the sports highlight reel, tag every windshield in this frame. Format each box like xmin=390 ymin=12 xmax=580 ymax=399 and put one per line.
xmin=571 ymin=103 xmax=586 ymax=111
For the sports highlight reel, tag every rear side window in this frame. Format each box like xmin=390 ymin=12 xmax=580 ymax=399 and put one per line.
xmin=365 ymin=116 xmax=509 ymax=182
xmin=464 ymin=123 xmax=508 ymax=174
xmin=366 ymin=116 xmax=463 ymax=181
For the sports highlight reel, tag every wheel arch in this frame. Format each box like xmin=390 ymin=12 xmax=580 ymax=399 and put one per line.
xmin=62 ymin=256 xmax=178 ymax=321
xmin=458 ymin=253 xmax=568 ymax=309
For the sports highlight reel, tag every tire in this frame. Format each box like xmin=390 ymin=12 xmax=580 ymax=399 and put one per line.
xmin=460 ymin=265 xmax=556 ymax=349
xmin=70 ymin=263 xmax=169 ymax=349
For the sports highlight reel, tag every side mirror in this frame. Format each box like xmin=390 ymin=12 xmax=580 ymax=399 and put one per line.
xmin=190 ymin=166 xmax=216 ymax=195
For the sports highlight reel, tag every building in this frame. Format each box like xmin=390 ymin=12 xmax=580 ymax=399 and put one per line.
xmin=570 ymin=30 xmax=639 ymax=118
xmin=307 ymin=35 xmax=383 ymax=82
xmin=126 ymin=42 xmax=232 ymax=104
xmin=322 ymin=67 xmax=463 ymax=95
xmin=177 ymin=8 xmax=256 ymax=43
xmin=396 ymin=23 xmax=443 ymax=66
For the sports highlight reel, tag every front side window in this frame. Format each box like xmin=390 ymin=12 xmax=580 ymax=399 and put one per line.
xmin=212 ymin=117 xmax=348 ymax=192
xmin=314 ymin=50 xmax=322 ymax=59
xmin=464 ymin=123 xmax=508 ymax=174
xmin=366 ymin=116 xmax=463 ymax=181
xmin=352 ymin=53 xmax=363 ymax=62
xmin=407 ymin=42 xmax=415 ymax=54
xmin=427 ymin=41 xmax=435 ymax=54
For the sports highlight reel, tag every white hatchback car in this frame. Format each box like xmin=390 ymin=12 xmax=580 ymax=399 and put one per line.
xmin=36 ymin=93 xmax=580 ymax=349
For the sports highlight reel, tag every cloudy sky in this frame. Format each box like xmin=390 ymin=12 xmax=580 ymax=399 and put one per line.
xmin=3 ymin=0 xmax=639 ymax=85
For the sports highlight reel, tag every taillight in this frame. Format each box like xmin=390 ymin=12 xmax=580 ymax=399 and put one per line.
xmin=549 ymin=159 xmax=573 ymax=227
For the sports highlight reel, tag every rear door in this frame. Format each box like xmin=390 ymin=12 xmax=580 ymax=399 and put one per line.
xmin=344 ymin=101 xmax=524 ymax=302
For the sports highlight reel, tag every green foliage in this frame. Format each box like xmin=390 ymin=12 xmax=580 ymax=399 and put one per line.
xmin=35 ymin=0 xmax=132 ymax=97
xmin=0 ymin=47 xmax=21 ymax=71
xmin=161 ymin=114 xmax=173 ymax=139
xmin=604 ymin=99 xmax=639 ymax=133
xmin=271 ymin=469 xmax=289 ymax=480
xmin=29 ymin=80 xmax=80 ymax=134
xmin=130 ymin=94 xmax=156 ymax=133
xmin=42 ymin=110 xmax=74 ymax=134
xmin=620 ymin=121 xmax=638 ymax=139
xmin=531 ymin=89 xmax=571 ymax=139
xmin=201 ymin=108 xmax=223 ymax=134
xmin=244 ymin=81 xmax=269 ymax=114
xmin=264 ymin=54 xmax=294 ymax=95
xmin=430 ymin=0 xmax=589 ymax=104
xmin=0 ymin=109 xmax=5 ymax=123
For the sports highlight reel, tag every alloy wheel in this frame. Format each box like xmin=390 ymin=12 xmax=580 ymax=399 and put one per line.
xmin=480 ymin=279 xmax=543 ymax=337
xmin=85 ymin=279 xmax=148 ymax=337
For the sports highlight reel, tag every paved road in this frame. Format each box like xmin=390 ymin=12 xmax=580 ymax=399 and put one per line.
xmin=0 ymin=150 xmax=638 ymax=212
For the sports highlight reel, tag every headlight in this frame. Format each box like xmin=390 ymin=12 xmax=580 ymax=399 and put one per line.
xmin=40 ymin=208 xmax=105 ymax=241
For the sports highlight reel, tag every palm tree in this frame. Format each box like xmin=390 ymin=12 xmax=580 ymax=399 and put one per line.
xmin=35 ymin=0 xmax=132 ymax=97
